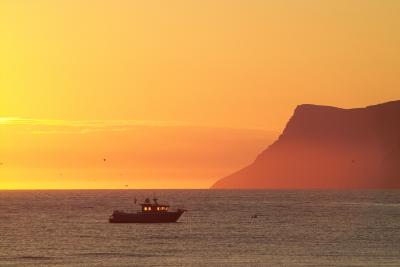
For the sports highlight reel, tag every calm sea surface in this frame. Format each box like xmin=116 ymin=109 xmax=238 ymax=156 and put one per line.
xmin=0 ymin=190 xmax=399 ymax=267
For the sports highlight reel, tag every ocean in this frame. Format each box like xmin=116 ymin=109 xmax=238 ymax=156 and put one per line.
xmin=0 ymin=190 xmax=399 ymax=266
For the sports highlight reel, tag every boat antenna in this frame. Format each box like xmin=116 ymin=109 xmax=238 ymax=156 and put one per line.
xmin=152 ymin=192 xmax=158 ymax=204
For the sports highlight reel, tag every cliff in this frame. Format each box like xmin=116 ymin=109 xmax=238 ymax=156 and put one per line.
xmin=212 ymin=101 xmax=400 ymax=189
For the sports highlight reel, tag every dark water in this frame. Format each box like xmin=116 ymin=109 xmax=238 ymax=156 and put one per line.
xmin=0 ymin=190 xmax=399 ymax=267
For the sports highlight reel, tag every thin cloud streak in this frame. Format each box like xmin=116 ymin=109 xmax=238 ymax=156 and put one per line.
xmin=0 ymin=117 xmax=186 ymax=127
xmin=0 ymin=117 xmax=276 ymax=135
xmin=0 ymin=117 xmax=188 ymax=134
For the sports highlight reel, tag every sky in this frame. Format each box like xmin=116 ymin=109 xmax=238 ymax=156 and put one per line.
xmin=1 ymin=0 xmax=400 ymax=189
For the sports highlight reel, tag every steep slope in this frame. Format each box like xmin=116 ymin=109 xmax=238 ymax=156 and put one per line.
xmin=212 ymin=101 xmax=400 ymax=189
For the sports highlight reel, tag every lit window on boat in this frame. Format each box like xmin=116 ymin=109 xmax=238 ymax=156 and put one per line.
xmin=157 ymin=207 xmax=160 ymax=211
xmin=148 ymin=207 xmax=152 ymax=211
xmin=144 ymin=207 xmax=147 ymax=211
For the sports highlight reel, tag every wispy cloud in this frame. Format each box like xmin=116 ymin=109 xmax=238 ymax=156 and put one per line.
xmin=0 ymin=117 xmax=276 ymax=135
xmin=0 ymin=117 xmax=189 ymax=134
xmin=0 ymin=117 xmax=185 ymax=127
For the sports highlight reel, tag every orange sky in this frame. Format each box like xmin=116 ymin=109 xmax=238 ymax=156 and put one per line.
xmin=1 ymin=0 xmax=400 ymax=189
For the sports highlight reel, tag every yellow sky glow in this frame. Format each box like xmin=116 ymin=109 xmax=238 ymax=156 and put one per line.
xmin=1 ymin=0 xmax=399 ymax=188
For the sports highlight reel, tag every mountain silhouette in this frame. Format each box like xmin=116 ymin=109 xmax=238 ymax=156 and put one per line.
xmin=212 ymin=100 xmax=400 ymax=189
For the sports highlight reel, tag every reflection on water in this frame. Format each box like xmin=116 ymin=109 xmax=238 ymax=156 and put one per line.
xmin=0 ymin=190 xmax=399 ymax=266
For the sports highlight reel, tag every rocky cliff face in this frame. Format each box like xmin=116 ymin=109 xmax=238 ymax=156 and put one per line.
xmin=212 ymin=101 xmax=400 ymax=189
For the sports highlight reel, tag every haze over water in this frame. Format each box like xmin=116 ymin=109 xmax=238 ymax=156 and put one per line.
xmin=0 ymin=190 xmax=399 ymax=267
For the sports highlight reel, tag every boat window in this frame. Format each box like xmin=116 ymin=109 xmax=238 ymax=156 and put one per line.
xmin=144 ymin=207 xmax=147 ymax=211
xmin=148 ymin=207 xmax=152 ymax=211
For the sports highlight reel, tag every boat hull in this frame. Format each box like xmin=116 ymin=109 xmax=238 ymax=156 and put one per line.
xmin=109 ymin=209 xmax=185 ymax=223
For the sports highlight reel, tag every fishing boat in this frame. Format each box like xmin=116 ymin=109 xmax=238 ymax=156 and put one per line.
xmin=109 ymin=197 xmax=186 ymax=223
